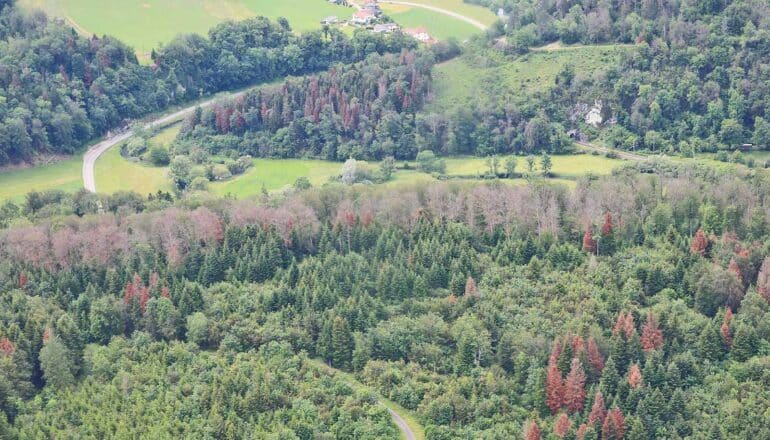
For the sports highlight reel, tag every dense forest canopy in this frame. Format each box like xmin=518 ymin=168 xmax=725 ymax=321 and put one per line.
xmin=1 ymin=161 xmax=770 ymax=438
xmin=0 ymin=0 xmax=414 ymax=165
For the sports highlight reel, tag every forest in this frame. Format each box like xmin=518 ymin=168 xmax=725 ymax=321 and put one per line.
xmin=1 ymin=159 xmax=770 ymax=438
xmin=468 ymin=0 xmax=770 ymax=153
xmin=0 ymin=0 xmax=414 ymax=165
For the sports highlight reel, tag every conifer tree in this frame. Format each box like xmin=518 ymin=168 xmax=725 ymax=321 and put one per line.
xmin=563 ymin=358 xmax=587 ymax=413
xmin=690 ymin=228 xmax=708 ymax=255
xmin=627 ymin=363 xmax=643 ymax=389
xmin=554 ymin=412 xmax=572 ymax=438
xmin=330 ymin=316 xmax=353 ymax=369
xmin=640 ymin=312 xmax=663 ymax=352
xmin=602 ymin=408 xmax=625 ymax=440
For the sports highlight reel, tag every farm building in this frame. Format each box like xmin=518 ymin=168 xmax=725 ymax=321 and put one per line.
xmin=351 ymin=10 xmax=376 ymax=25
xmin=404 ymin=27 xmax=434 ymax=43
xmin=373 ymin=23 xmax=399 ymax=33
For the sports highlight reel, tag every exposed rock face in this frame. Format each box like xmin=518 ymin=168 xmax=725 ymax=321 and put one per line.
xmin=585 ymin=100 xmax=604 ymax=127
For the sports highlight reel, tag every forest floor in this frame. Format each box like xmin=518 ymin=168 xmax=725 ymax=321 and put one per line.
xmin=306 ymin=358 xmax=425 ymax=440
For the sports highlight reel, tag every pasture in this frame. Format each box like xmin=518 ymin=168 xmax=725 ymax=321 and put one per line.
xmin=429 ymin=44 xmax=629 ymax=111
xmin=0 ymin=156 xmax=83 ymax=202
xmin=19 ymin=0 xmax=495 ymax=61
xmin=18 ymin=0 xmax=354 ymax=59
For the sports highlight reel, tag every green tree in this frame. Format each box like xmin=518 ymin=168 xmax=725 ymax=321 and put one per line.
xmin=39 ymin=336 xmax=74 ymax=390
xmin=540 ymin=151 xmax=552 ymax=177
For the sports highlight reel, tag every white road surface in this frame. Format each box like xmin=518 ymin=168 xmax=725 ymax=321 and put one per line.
xmin=82 ymin=91 xmax=247 ymax=192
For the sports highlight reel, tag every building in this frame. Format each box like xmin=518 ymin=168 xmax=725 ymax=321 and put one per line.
xmin=321 ymin=16 xmax=339 ymax=25
xmin=362 ymin=1 xmax=381 ymax=15
xmin=373 ymin=23 xmax=399 ymax=33
xmin=404 ymin=27 xmax=434 ymax=43
xmin=351 ymin=9 xmax=376 ymax=25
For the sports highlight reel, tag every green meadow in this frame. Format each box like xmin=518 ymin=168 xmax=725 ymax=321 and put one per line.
xmin=19 ymin=0 xmax=494 ymax=61
xmin=18 ymin=0 xmax=354 ymax=59
xmin=430 ymin=44 xmax=630 ymax=111
xmin=0 ymin=156 xmax=83 ymax=202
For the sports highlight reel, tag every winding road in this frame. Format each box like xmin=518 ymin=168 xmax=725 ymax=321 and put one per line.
xmin=83 ymin=91 xmax=247 ymax=192
xmin=378 ymin=1 xmax=489 ymax=31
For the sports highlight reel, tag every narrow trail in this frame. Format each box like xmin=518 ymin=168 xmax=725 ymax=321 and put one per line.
xmin=378 ymin=0 xmax=488 ymax=30
xmin=307 ymin=359 xmax=423 ymax=440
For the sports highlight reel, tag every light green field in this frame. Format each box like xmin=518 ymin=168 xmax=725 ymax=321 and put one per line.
xmin=444 ymin=154 xmax=625 ymax=179
xmin=397 ymin=0 xmax=497 ymax=27
xmin=94 ymin=147 xmax=171 ymax=195
xmin=430 ymin=44 xmax=629 ymax=111
xmin=211 ymin=159 xmax=343 ymax=196
xmin=381 ymin=3 xmax=478 ymax=41
xmin=18 ymin=0 xmax=353 ymax=59
xmin=19 ymin=0 xmax=493 ymax=61
xmin=0 ymin=157 xmax=83 ymax=202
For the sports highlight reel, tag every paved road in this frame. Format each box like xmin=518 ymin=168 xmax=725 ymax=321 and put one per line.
xmin=378 ymin=0 xmax=488 ymax=31
xmin=387 ymin=408 xmax=416 ymax=440
xmin=83 ymin=91 xmax=247 ymax=192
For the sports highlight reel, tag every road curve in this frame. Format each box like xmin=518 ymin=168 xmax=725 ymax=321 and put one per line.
xmin=388 ymin=408 xmax=417 ymax=440
xmin=83 ymin=91 xmax=247 ymax=192
xmin=378 ymin=0 xmax=489 ymax=31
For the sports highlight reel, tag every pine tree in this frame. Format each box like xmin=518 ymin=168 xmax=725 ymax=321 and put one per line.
xmin=602 ymin=408 xmax=625 ymax=440
xmin=627 ymin=363 xmax=643 ymax=389
xmin=525 ymin=420 xmax=542 ymax=440
xmin=554 ymin=412 xmax=572 ymax=438
xmin=546 ymin=360 xmax=564 ymax=414
xmin=756 ymin=256 xmax=770 ymax=304
xmin=690 ymin=228 xmax=708 ymax=255
xmin=586 ymin=337 xmax=605 ymax=382
xmin=587 ymin=391 xmax=607 ymax=426
xmin=731 ymin=325 xmax=758 ymax=361
xmin=563 ymin=358 xmax=587 ymax=413
xmin=640 ymin=312 xmax=663 ymax=352
xmin=39 ymin=335 xmax=74 ymax=390
xmin=330 ymin=316 xmax=353 ymax=369
xmin=599 ymin=356 xmax=620 ymax=398
xmin=697 ymin=323 xmax=723 ymax=361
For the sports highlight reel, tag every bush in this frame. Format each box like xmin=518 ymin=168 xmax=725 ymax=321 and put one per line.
xmin=148 ymin=146 xmax=170 ymax=166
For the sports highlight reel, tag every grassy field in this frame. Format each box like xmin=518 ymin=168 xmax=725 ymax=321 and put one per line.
xmin=18 ymin=0 xmax=354 ymax=59
xmin=0 ymin=157 xmax=83 ymax=202
xmin=379 ymin=0 xmax=495 ymax=41
xmin=94 ymin=148 xmax=171 ymax=195
xmin=19 ymin=0 xmax=493 ymax=61
xmin=430 ymin=44 xmax=629 ymax=111
xmin=397 ymin=0 xmax=497 ymax=27
xmin=211 ymin=159 xmax=343 ymax=196
xmin=92 ymin=124 xmax=178 ymax=195
xmin=444 ymin=154 xmax=625 ymax=179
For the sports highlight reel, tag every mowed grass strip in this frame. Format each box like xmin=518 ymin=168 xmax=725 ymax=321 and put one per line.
xmin=0 ymin=156 xmax=83 ymax=202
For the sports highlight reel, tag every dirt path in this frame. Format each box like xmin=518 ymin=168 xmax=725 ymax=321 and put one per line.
xmin=576 ymin=141 xmax=646 ymax=161
xmin=307 ymin=359 xmax=423 ymax=440
xmin=83 ymin=90 xmax=249 ymax=192
xmin=378 ymin=0 xmax=488 ymax=30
